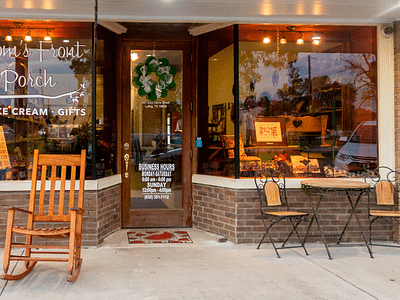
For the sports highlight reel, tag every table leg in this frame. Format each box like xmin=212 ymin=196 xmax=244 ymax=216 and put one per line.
xmin=305 ymin=194 xmax=332 ymax=260
xmin=337 ymin=193 xmax=361 ymax=244
xmin=337 ymin=191 xmax=374 ymax=258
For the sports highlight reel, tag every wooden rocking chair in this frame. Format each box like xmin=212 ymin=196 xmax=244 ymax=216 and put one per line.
xmin=1 ymin=149 xmax=86 ymax=282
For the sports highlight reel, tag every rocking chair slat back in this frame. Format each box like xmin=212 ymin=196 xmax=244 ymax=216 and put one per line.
xmin=30 ymin=149 xmax=86 ymax=223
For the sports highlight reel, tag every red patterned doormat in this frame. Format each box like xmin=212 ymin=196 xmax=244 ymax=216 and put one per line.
xmin=127 ymin=230 xmax=193 ymax=244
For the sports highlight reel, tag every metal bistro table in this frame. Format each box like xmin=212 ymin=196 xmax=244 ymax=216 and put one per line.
xmin=301 ymin=179 xmax=373 ymax=259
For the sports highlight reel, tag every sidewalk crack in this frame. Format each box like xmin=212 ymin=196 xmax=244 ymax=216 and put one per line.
xmin=294 ymin=251 xmax=380 ymax=300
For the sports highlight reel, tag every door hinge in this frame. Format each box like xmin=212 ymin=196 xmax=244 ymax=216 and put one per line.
xmin=190 ymin=102 xmax=193 ymax=111
xmin=190 ymin=150 xmax=193 ymax=159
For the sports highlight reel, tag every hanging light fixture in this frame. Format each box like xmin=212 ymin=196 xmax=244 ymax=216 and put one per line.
xmin=312 ymin=35 xmax=321 ymax=45
xmin=263 ymin=36 xmax=271 ymax=44
xmin=24 ymin=28 xmax=32 ymax=42
xmin=44 ymin=28 xmax=51 ymax=41
xmin=296 ymin=33 xmax=304 ymax=45
xmin=5 ymin=28 xmax=12 ymax=41
xmin=1 ymin=22 xmax=55 ymax=42
xmin=280 ymin=33 xmax=287 ymax=44
xmin=312 ymin=31 xmax=321 ymax=45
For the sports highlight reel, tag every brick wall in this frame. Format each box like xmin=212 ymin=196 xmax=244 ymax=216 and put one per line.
xmin=193 ymin=183 xmax=393 ymax=244
xmin=0 ymin=183 xmax=121 ymax=248
xmin=83 ymin=184 xmax=121 ymax=247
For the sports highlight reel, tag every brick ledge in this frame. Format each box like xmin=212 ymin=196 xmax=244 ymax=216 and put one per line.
xmin=0 ymin=174 xmax=122 ymax=192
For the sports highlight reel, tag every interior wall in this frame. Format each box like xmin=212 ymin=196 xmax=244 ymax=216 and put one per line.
xmin=208 ymin=45 xmax=234 ymax=135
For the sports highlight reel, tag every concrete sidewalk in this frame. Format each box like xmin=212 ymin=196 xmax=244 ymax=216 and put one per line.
xmin=0 ymin=228 xmax=400 ymax=300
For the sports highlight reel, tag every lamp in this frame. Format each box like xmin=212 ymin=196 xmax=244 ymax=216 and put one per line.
xmin=260 ymin=26 xmax=321 ymax=47
xmin=5 ymin=29 xmax=12 ymax=42
xmin=312 ymin=30 xmax=321 ymax=45
xmin=280 ymin=33 xmax=287 ymax=44
xmin=312 ymin=35 xmax=321 ymax=45
xmin=44 ymin=28 xmax=51 ymax=41
xmin=296 ymin=33 xmax=304 ymax=45
xmin=24 ymin=29 xmax=32 ymax=42
xmin=1 ymin=22 xmax=55 ymax=42
xmin=263 ymin=36 xmax=271 ymax=44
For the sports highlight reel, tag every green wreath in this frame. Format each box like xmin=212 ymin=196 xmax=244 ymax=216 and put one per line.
xmin=132 ymin=56 xmax=177 ymax=101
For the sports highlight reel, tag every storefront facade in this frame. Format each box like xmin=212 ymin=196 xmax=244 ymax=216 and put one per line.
xmin=192 ymin=23 xmax=396 ymax=243
xmin=0 ymin=1 xmax=398 ymax=246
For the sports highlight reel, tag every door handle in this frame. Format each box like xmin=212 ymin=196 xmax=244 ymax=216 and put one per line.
xmin=124 ymin=154 xmax=129 ymax=178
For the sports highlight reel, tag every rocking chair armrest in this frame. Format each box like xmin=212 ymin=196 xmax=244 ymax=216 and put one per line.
xmin=70 ymin=207 xmax=84 ymax=214
xmin=9 ymin=207 xmax=33 ymax=214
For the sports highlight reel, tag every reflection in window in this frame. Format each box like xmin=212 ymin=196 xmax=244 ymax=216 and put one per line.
xmin=0 ymin=21 xmax=93 ymax=180
xmin=202 ymin=25 xmax=377 ymax=178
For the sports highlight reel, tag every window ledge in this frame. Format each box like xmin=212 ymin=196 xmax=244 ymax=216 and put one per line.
xmin=192 ymin=174 xmax=365 ymax=189
xmin=0 ymin=174 xmax=122 ymax=192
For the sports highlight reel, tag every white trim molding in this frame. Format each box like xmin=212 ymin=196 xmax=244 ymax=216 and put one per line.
xmin=98 ymin=21 xmax=128 ymax=34
xmin=377 ymin=25 xmax=395 ymax=170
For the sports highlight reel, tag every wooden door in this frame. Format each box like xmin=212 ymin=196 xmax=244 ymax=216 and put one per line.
xmin=120 ymin=41 xmax=192 ymax=228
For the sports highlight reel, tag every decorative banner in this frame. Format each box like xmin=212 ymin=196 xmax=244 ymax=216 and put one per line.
xmin=132 ymin=56 xmax=176 ymax=101
xmin=0 ymin=126 xmax=11 ymax=170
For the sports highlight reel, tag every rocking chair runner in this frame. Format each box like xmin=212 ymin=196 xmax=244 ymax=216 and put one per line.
xmin=254 ymin=168 xmax=309 ymax=258
xmin=1 ymin=149 xmax=86 ymax=282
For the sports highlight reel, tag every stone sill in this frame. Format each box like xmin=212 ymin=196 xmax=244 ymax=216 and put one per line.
xmin=0 ymin=174 xmax=122 ymax=191
xmin=192 ymin=174 xmax=365 ymax=190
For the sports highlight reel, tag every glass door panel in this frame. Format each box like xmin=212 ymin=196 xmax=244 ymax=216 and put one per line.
xmin=130 ymin=50 xmax=183 ymax=212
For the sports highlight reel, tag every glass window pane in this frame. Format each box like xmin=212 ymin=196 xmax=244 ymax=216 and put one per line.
xmin=197 ymin=26 xmax=235 ymax=177
xmin=130 ymin=50 xmax=183 ymax=209
xmin=0 ymin=21 xmax=92 ymax=180
xmin=200 ymin=24 xmax=377 ymax=179
xmin=238 ymin=25 xmax=377 ymax=178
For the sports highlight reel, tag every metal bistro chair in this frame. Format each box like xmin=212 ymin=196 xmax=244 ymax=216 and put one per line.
xmin=1 ymin=149 xmax=86 ymax=282
xmin=254 ymin=168 xmax=309 ymax=258
xmin=365 ymin=166 xmax=400 ymax=250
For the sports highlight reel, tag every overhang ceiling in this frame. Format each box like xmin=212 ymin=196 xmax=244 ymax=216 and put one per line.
xmin=0 ymin=0 xmax=399 ymax=25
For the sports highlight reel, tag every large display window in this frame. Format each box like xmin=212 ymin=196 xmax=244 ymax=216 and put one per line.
xmin=199 ymin=25 xmax=377 ymax=179
xmin=0 ymin=21 xmax=116 ymax=180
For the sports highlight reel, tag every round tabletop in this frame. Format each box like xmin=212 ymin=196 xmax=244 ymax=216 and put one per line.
xmin=300 ymin=179 xmax=370 ymax=190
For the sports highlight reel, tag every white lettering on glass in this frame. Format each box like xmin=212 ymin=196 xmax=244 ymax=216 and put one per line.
xmin=0 ymin=46 xmax=18 ymax=57
xmin=1 ymin=69 xmax=56 ymax=92
xmin=138 ymin=163 xmax=175 ymax=200
xmin=39 ymin=40 xmax=86 ymax=62
xmin=0 ymin=41 xmax=89 ymax=118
